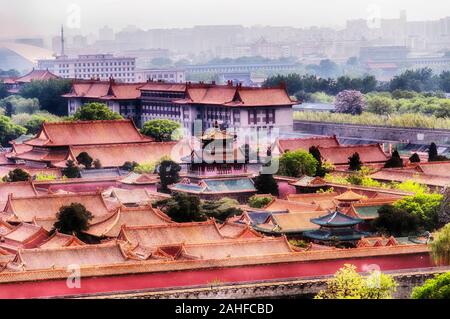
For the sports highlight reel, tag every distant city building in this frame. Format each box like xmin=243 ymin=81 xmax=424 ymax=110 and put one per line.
xmin=186 ymin=62 xmax=297 ymax=74
xmin=37 ymin=54 xmax=136 ymax=82
xmin=98 ymin=26 xmax=115 ymax=42
xmin=134 ymin=69 xmax=185 ymax=83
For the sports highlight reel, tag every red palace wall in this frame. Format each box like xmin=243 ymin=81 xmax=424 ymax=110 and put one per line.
xmin=0 ymin=252 xmax=433 ymax=299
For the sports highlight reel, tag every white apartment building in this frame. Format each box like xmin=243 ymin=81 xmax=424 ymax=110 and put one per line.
xmin=134 ymin=69 xmax=186 ymax=83
xmin=37 ymin=54 xmax=136 ymax=83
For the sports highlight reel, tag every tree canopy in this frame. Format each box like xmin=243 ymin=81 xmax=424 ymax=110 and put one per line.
xmin=348 ymin=152 xmax=362 ymax=171
xmin=278 ymin=150 xmax=317 ymax=177
xmin=248 ymin=195 xmax=273 ymax=209
xmin=62 ymin=160 xmax=80 ymax=179
xmin=253 ymin=173 xmax=279 ymax=196
xmin=335 ymin=90 xmax=365 ymax=115
xmin=156 ymin=192 xmax=205 ymax=223
xmin=315 ymin=264 xmax=397 ymax=299
xmin=76 ymin=152 xmax=93 ymax=169
xmin=158 ymin=160 xmax=181 ymax=193
xmin=411 ymin=272 xmax=450 ymax=299
xmin=394 ymin=193 xmax=444 ymax=231
xmin=0 ymin=115 xmax=27 ymax=146
xmin=431 ymin=223 xmax=450 ymax=266
xmin=72 ymin=102 xmax=123 ymax=121
xmin=19 ymin=79 xmax=72 ymax=116
xmin=141 ymin=119 xmax=181 ymax=142
xmin=2 ymin=168 xmax=31 ymax=182
xmin=384 ymin=150 xmax=404 ymax=168
xmin=371 ymin=205 xmax=421 ymax=237
xmin=53 ymin=203 xmax=93 ymax=236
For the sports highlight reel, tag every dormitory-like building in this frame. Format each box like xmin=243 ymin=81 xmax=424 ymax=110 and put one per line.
xmin=62 ymin=79 xmax=295 ymax=134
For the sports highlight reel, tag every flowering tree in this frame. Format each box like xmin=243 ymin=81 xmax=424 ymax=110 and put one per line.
xmin=315 ymin=264 xmax=397 ymax=299
xmin=335 ymin=90 xmax=365 ymax=115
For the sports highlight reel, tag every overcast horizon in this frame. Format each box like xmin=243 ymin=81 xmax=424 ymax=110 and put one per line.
xmin=1 ymin=0 xmax=450 ymax=38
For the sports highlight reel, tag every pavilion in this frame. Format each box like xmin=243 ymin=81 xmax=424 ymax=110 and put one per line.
xmin=303 ymin=210 xmax=366 ymax=246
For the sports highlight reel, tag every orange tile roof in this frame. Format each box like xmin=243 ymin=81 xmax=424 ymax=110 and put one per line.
xmin=0 ymin=223 xmax=49 ymax=252
xmin=264 ymin=199 xmax=321 ymax=213
xmin=414 ymin=162 xmax=450 ymax=177
xmin=0 ymin=182 xmax=38 ymax=211
xmin=286 ymin=193 xmax=339 ymax=211
xmin=268 ymin=211 xmax=328 ymax=232
xmin=16 ymin=243 xmax=132 ymax=271
xmin=15 ymin=69 xmax=59 ymax=83
xmin=370 ymin=168 xmax=450 ymax=188
xmin=104 ymin=188 xmax=166 ymax=206
xmin=139 ymin=82 xmax=186 ymax=92
xmin=334 ymin=189 xmax=366 ymax=201
xmin=175 ymin=84 xmax=295 ymax=107
xmin=182 ymin=237 xmax=294 ymax=260
xmin=318 ymin=144 xmax=388 ymax=165
xmin=63 ymin=80 xmax=145 ymax=100
xmin=85 ymin=205 xmax=173 ymax=238
xmin=218 ymin=222 xmax=263 ymax=239
xmin=38 ymin=231 xmax=85 ymax=249
xmin=119 ymin=221 xmax=227 ymax=247
xmin=25 ymin=120 xmax=152 ymax=147
xmin=68 ymin=142 xmax=176 ymax=168
xmin=2 ymin=192 xmax=112 ymax=223
xmin=0 ymin=220 xmax=14 ymax=236
xmin=186 ymin=86 xmax=236 ymax=105
xmin=277 ymin=136 xmax=340 ymax=153
xmin=234 ymin=87 xmax=295 ymax=107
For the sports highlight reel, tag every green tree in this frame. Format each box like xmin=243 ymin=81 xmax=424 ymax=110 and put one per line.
xmin=2 ymin=168 xmax=31 ymax=182
xmin=394 ymin=193 xmax=444 ymax=230
xmin=411 ymin=272 xmax=450 ymax=299
xmin=409 ymin=153 xmax=421 ymax=163
xmin=156 ymin=192 xmax=205 ymax=222
xmin=253 ymin=173 xmax=279 ymax=196
xmin=76 ymin=152 xmax=93 ymax=169
xmin=158 ymin=160 xmax=181 ymax=193
xmin=0 ymin=95 xmax=40 ymax=114
xmin=141 ymin=119 xmax=181 ymax=142
xmin=53 ymin=203 xmax=93 ymax=236
xmin=309 ymin=146 xmax=327 ymax=177
xmin=19 ymin=79 xmax=72 ymax=115
xmin=428 ymin=142 xmax=449 ymax=162
xmin=93 ymin=159 xmax=102 ymax=169
xmin=348 ymin=152 xmax=362 ymax=171
xmin=72 ymin=102 xmax=123 ymax=121
xmin=248 ymin=195 xmax=273 ymax=209
xmin=11 ymin=112 xmax=62 ymax=135
xmin=371 ymin=205 xmax=421 ymax=237
xmin=431 ymin=223 xmax=450 ymax=266
xmin=439 ymin=188 xmax=450 ymax=226
xmin=384 ymin=150 xmax=404 ymax=168
xmin=366 ymin=95 xmax=395 ymax=115
xmin=201 ymin=198 xmax=242 ymax=222
xmin=278 ymin=150 xmax=317 ymax=177
xmin=315 ymin=264 xmax=397 ymax=299
xmin=0 ymin=115 xmax=27 ymax=146
xmin=121 ymin=161 xmax=139 ymax=172
xmin=62 ymin=160 xmax=80 ymax=178
xmin=0 ymin=83 xmax=8 ymax=99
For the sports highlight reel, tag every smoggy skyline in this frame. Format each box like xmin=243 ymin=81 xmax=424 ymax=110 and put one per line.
xmin=1 ymin=0 xmax=450 ymax=38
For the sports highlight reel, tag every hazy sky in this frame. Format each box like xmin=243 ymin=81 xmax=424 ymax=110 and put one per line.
xmin=1 ymin=0 xmax=450 ymax=38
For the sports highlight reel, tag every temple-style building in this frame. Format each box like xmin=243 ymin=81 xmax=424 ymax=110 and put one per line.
xmin=63 ymin=80 xmax=295 ymax=133
xmin=303 ymin=211 xmax=366 ymax=246
xmin=169 ymin=129 xmax=257 ymax=202
xmin=6 ymin=120 xmax=176 ymax=169
xmin=3 ymin=69 xmax=59 ymax=94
